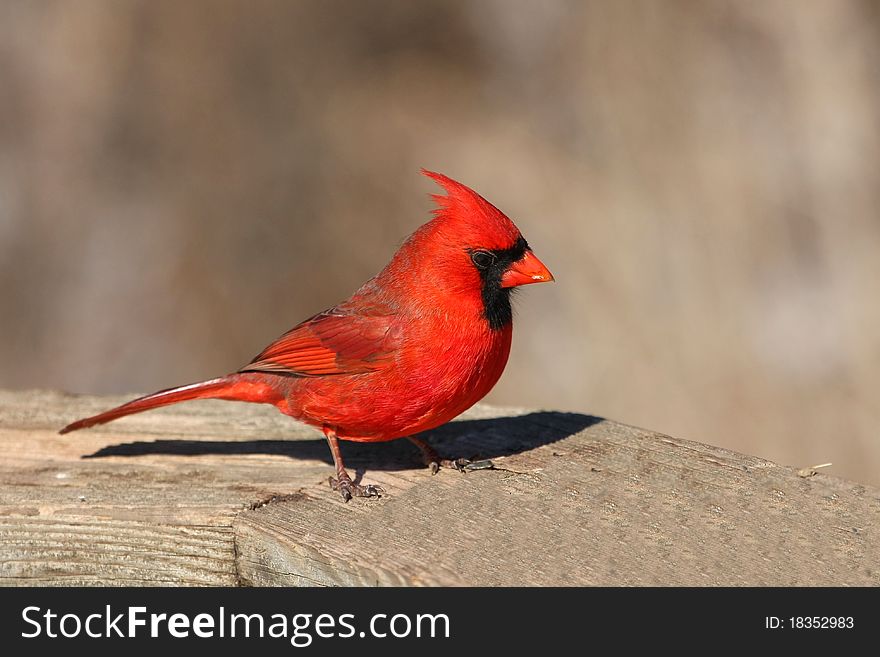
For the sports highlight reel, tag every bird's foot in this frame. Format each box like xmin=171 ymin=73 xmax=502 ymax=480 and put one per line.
xmin=427 ymin=456 xmax=498 ymax=475
xmin=328 ymin=472 xmax=383 ymax=502
xmin=409 ymin=438 xmax=494 ymax=475
xmin=432 ymin=457 xmax=466 ymax=475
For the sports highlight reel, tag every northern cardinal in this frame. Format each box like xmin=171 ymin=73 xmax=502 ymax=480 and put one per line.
xmin=61 ymin=170 xmax=554 ymax=501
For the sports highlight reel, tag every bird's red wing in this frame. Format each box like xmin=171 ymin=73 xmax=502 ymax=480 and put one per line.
xmin=240 ymin=309 xmax=399 ymax=377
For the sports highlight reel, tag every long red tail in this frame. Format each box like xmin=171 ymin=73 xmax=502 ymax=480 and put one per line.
xmin=59 ymin=374 xmax=282 ymax=434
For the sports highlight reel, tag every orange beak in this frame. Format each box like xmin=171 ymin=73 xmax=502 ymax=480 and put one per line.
xmin=500 ymin=250 xmax=555 ymax=288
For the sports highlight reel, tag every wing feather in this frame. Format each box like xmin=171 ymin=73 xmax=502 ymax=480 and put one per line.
xmin=240 ymin=306 xmax=398 ymax=377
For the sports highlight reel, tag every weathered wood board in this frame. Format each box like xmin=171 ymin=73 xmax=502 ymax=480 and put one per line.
xmin=1 ymin=389 xmax=876 ymax=585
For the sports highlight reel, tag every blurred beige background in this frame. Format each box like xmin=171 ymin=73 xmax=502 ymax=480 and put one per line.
xmin=1 ymin=1 xmax=878 ymax=484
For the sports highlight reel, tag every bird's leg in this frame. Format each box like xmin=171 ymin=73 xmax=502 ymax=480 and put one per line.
xmin=407 ymin=436 xmax=493 ymax=475
xmin=323 ymin=427 xmax=383 ymax=502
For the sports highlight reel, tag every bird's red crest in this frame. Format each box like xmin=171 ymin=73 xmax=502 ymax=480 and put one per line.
xmin=421 ymin=169 xmax=522 ymax=249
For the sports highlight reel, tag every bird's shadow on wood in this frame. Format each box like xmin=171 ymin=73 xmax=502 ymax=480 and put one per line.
xmin=83 ymin=411 xmax=603 ymax=472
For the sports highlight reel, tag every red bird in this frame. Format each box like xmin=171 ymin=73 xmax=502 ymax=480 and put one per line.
xmin=61 ymin=170 xmax=554 ymax=501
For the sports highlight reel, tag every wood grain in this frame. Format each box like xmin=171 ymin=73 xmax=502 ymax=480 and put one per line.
xmin=1 ymin=389 xmax=877 ymax=585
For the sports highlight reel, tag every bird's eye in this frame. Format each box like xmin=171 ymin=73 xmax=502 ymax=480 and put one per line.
xmin=470 ymin=250 xmax=495 ymax=270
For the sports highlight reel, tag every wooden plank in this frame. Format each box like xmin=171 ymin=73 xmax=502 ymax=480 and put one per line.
xmin=1 ymin=389 xmax=877 ymax=586
xmin=0 ymin=389 xmax=329 ymax=586
xmin=235 ymin=414 xmax=880 ymax=586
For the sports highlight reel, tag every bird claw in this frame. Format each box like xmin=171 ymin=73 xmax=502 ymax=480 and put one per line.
xmin=425 ymin=457 xmax=464 ymax=475
xmin=410 ymin=436 xmax=494 ymax=475
xmin=328 ymin=475 xmax=383 ymax=502
xmin=427 ymin=457 xmax=495 ymax=474
xmin=459 ymin=458 xmax=495 ymax=472
xmin=442 ymin=457 xmax=472 ymax=472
